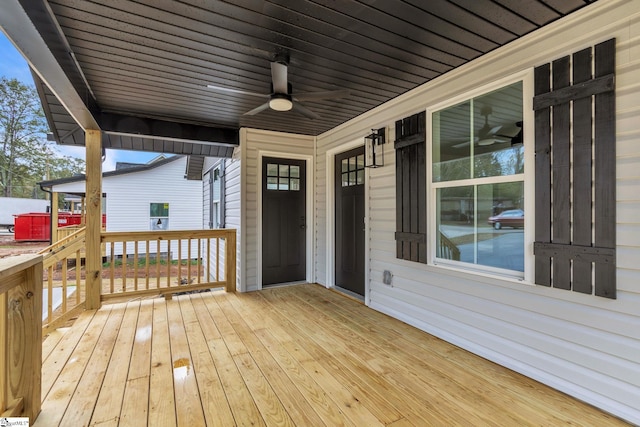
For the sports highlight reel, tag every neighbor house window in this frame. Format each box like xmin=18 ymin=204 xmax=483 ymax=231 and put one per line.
xmin=150 ymin=202 xmax=169 ymax=230
xmin=431 ymin=80 xmax=525 ymax=275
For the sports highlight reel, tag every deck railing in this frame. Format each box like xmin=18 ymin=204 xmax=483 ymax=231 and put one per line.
xmin=38 ymin=226 xmax=87 ymax=335
xmin=100 ymin=229 xmax=236 ymax=300
xmin=438 ymin=231 xmax=461 ymax=261
xmin=0 ymin=254 xmax=42 ymax=422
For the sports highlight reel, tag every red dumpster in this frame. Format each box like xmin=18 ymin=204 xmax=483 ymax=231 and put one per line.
xmin=13 ymin=212 xmax=50 ymax=241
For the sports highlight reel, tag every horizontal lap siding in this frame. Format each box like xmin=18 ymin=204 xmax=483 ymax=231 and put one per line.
xmin=315 ymin=1 xmax=640 ymax=423
xmin=224 ymin=150 xmax=241 ymax=290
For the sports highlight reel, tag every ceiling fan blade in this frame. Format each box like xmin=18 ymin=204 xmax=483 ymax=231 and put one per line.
xmin=293 ymin=89 xmax=350 ymax=101
xmin=271 ymin=62 xmax=288 ymax=94
xmin=243 ymin=102 xmax=271 ymax=116
xmin=206 ymin=84 xmax=268 ymax=98
xmin=292 ymin=102 xmax=320 ymax=120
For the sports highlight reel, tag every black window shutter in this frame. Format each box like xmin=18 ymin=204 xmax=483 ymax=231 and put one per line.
xmin=394 ymin=111 xmax=427 ymax=263
xmin=533 ymin=38 xmax=616 ymax=298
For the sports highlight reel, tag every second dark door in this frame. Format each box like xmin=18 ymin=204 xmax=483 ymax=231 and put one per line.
xmin=335 ymin=146 xmax=365 ymax=296
xmin=262 ymin=157 xmax=306 ymax=286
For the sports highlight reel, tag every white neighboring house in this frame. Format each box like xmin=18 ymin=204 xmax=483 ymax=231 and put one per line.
xmin=40 ymin=155 xmax=204 ymax=256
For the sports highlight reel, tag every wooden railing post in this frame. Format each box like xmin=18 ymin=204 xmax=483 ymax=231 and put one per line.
xmin=0 ymin=254 xmax=43 ymax=422
xmin=85 ymin=129 xmax=103 ymax=309
xmin=225 ymin=230 xmax=236 ymax=292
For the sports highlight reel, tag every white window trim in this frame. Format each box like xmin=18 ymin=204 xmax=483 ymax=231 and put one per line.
xmin=426 ymin=69 xmax=536 ymax=284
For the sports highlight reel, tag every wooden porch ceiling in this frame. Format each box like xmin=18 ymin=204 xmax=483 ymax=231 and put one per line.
xmin=37 ymin=284 xmax=626 ymax=426
xmin=2 ymin=1 xmax=598 ymax=157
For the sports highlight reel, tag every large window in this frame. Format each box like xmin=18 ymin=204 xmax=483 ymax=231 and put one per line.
xmin=431 ymin=81 xmax=525 ymax=275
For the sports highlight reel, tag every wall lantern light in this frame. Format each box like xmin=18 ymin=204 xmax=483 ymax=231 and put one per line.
xmin=365 ymin=127 xmax=386 ymax=168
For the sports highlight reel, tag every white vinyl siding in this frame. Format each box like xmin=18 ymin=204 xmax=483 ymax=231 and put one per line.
xmin=314 ymin=1 xmax=640 ymax=424
xmin=50 ymin=157 xmax=203 ymax=258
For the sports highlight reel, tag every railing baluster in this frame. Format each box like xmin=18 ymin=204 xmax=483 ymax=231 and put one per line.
xmin=177 ymin=238 xmax=182 ymax=287
xmin=134 ymin=242 xmax=139 ymax=291
xmin=167 ymin=240 xmax=172 ymax=289
xmin=122 ymin=240 xmax=127 ymax=293
xmin=62 ymin=259 xmax=68 ymax=314
xmin=187 ymin=238 xmax=192 ymax=286
xmin=109 ymin=242 xmax=115 ymax=294
xmin=206 ymin=238 xmax=211 ymax=282
xmin=197 ymin=238 xmax=201 ymax=284
xmin=48 ymin=265 xmax=53 ymax=321
xmin=156 ymin=239 xmax=161 ymax=290
xmin=145 ymin=240 xmax=150 ymax=290
xmin=76 ymin=250 xmax=81 ymax=305
xmin=216 ymin=237 xmax=220 ymax=281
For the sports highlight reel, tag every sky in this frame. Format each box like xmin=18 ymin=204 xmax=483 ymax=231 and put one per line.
xmin=0 ymin=31 xmax=160 ymax=171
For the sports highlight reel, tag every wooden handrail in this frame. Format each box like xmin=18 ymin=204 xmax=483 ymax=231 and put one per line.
xmin=0 ymin=254 xmax=42 ymax=422
xmin=40 ymin=226 xmax=86 ymax=255
xmin=38 ymin=228 xmax=87 ymax=333
xmin=438 ymin=231 xmax=461 ymax=261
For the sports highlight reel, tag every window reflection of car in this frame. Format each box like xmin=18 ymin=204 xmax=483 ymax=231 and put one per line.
xmin=487 ymin=209 xmax=524 ymax=229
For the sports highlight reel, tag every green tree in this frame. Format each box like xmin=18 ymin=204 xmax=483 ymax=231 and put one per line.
xmin=0 ymin=76 xmax=84 ymax=198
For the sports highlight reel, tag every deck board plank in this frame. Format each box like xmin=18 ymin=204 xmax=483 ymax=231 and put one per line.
xmin=40 ymin=311 xmax=95 ymax=399
xmin=166 ymin=297 xmax=207 ymax=426
xmin=289 ymin=286 xmax=530 ymax=425
xmin=37 ymin=285 xmax=630 ymax=427
xmin=60 ymin=304 xmax=126 ymax=426
xmin=217 ymin=293 xmax=326 ymax=426
xmin=35 ymin=306 xmax=112 ymax=427
xmin=89 ymin=301 xmax=140 ymax=426
xmin=119 ymin=299 xmax=154 ymax=426
xmin=178 ymin=293 xmax=235 ymax=426
xmin=260 ymin=288 xmax=459 ymax=426
xmin=148 ymin=298 xmax=176 ymax=426
xmin=195 ymin=293 xmax=266 ymax=426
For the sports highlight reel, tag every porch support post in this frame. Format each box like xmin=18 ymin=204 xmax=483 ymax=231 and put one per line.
xmin=51 ymin=192 xmax=58 ymax=243
xmin=85 ymin=129 xmax=102 ymax=309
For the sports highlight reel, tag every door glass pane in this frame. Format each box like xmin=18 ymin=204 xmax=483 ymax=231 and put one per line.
xmin=267 ymin=163 xmax=278 ymax=176
xmin=349 ymin=156 xmax=356 ymax=171
xmin=267 ymin=177 xmax=278 ymax=190
xmin=356 ymin=154 xmax=364 ymax=169
xmin=278 ymin=178 xmax=289 ymax=190
xmin=342 ymin=159 xmax=349 ymax=173
xmin=349 ymin=171 xmax=356 ymax=185
xmin=290 ymin=165 xmax=300 ymax=178
xmin=357 ymin=169 xmax=364 ymax=185
xmin=290 ymin=178 xmax=300 ymax=191
xmin=279 ymin=164 xmax=289 ymax=177
xmin=342 ymin=172 xmax=349 ymax=187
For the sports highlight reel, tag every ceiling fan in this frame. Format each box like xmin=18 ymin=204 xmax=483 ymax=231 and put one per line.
xmin=451 ymin=106 xmax=518 ymax=148
xmin=206 ymin=54 xmax=350 ymax=119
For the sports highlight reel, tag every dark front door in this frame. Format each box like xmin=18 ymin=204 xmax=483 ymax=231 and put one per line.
xmin=262 ymin=157 xmax=306 ymax=285
xmin=335 ymin=146 xmax=365 ymax=296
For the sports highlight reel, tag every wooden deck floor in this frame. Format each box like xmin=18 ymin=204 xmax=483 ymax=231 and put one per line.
xmin=36 ymin=284 xmax=628 ymax=426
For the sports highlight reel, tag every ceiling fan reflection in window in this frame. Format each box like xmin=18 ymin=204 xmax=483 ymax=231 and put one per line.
xmin=206 ymin=54 xmax=350 ymax=119
xmin=452 ymin=106 xmax=522 ymax=148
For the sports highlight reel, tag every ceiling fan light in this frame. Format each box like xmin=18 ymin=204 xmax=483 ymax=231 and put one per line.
xmin=269 ymin=94 xmax=293 ymax=111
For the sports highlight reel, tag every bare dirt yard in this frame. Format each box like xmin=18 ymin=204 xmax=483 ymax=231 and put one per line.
xmin=0 ymin=233 xmax=48 ymax=258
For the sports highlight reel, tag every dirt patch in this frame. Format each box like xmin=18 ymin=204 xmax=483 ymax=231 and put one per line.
xmin=0 ymin=234 xmax=48 ymax=258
